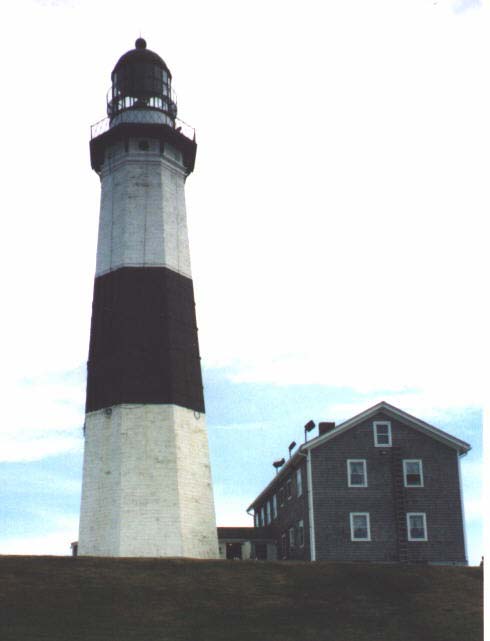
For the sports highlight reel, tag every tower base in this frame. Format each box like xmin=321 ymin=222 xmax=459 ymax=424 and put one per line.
xmin=78 ymin=404 xmax=218 ymax=558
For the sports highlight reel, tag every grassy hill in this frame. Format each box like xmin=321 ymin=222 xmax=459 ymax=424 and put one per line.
xmin=0 ymin=556 xmax=483 ymax=641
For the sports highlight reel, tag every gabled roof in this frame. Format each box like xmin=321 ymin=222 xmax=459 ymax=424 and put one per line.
xmin=303 ymin=401 xmax=471 ymax=455
xmin=246 ymin=401 xmax=471 ymax=512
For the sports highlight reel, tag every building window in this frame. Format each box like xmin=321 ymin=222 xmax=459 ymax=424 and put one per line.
xmin=254 ymin=511 xmax=259 ymax=528
xmin=350 ymin=513 xmax=371 ymax=541
xmin=288 ymin=526 xmax=296 ymax=551
xmin=266 ymin=500 xmax=271 ymax=525
xmin=347 ymin=459 xmax=367 ymax=487
xmin=281 ymin=533 xmax=287 ymax=558
xmin=403 ymin=460 xmax=424 ymax=487
xmin=373 ymin=421 xmax=392 ymax=447
xmin=272 ymin=494 xmax=278 ymax=519
xmin=286 ymin=478 xmax=292 ymax=500
xmin=298 ymin=520 xmax=304 ymax=547
xmin=296 ymin=468 xmax=303 ymax=496
xmin=260 ymin=506 xmax=265 ymax=527
xmin=407 ymin=513 xmax=428 ymax=541
xmin=279 ymin=487 xmax=285 ymax=507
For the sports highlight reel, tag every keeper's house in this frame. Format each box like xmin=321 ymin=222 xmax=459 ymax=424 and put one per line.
xmin=246 ymin=402 xmax=470 ymax=564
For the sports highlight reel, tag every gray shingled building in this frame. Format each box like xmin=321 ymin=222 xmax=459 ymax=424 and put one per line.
xmin=239 ymin=402 xmax=470 ymax=564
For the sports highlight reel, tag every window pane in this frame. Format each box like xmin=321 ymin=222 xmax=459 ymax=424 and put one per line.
xmin=405 ymin=461 xmax=422 ymax=486
xmin=406 ymin=462 xmax=419 ymax=474
xmin=289 ymin=527 xmax=296 ymax=550
xmin=349 ymin=461 xmax=366 ymax=485
xmin=298 ymin=520 xmax=304 ymax=546
xmin=407 ymin=474 xmax=421 ymax=485
xmin=352 ymin=514 xmax=368 ymax=539
xmin=409 ymin=514 xmax=425 ymax=539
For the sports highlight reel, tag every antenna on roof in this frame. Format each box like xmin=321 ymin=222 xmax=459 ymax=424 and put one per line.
xmin=288 ymin=441 xmax=297 ymax=458
xmin=304 ymin=420 xmax=315 ymax=442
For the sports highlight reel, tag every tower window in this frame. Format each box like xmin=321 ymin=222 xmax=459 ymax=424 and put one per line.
xmin=138 ymin=140 xmax=150 ymax=151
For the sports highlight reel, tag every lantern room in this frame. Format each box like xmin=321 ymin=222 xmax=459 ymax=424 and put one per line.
xmin=107 ymin=38 xmax=178 ymax=127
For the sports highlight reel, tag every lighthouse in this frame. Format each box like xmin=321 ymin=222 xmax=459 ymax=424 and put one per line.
xmin=78 ymin=39 xmax=218 ymax=558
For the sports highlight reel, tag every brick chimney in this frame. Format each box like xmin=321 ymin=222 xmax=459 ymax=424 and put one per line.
xmin=318 ymin=422 xmax=336 ymax=436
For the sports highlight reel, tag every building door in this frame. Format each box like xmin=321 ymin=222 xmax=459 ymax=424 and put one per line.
xmin=226 ymin=542 xmax=242 ymax=560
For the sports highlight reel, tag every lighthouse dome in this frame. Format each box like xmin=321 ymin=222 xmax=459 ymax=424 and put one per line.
xmin=107 ymin=38 xmax=177 ymax=124
xmin=113 ymin=38 xmax=172 ymax=78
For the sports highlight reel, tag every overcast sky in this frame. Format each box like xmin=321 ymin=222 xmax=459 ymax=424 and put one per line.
xmin=0 ymin=0 xmax=486 ymax=564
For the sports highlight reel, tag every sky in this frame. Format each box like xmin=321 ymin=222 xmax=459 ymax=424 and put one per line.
xmin=0 ymin=0 xmax=486 ymax=565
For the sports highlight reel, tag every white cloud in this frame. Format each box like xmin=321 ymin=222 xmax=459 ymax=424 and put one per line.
xmin=324 ymin=394 xmax=481 ymax=427
xmin=213 ymin=491 xmax=254 ymax=528
xmin=0 ymin=530 xmax=77 ymax=556
xmin=0 ymin=512 xmax=79 ymax=556
xmin=452 ymin=0 xmax=482 ymax=13
xmin=0 ymin=368 xmax=84 ymax=462
xmin=213 ymin=421 xmax=273 ymax=432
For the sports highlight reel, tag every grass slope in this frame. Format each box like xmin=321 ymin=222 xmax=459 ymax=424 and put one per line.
xmin=0 ymin=556 xmax=483 ymax=641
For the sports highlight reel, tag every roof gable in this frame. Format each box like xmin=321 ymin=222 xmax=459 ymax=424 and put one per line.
xmin=303 ymin=401 xmax=471 ymax=455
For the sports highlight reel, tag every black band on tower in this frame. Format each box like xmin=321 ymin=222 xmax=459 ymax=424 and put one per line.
xmin=86 ymin=266 xmax=205 ymax=413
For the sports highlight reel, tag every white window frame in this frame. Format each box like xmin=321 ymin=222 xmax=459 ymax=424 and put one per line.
xmin=260 ymin=506 xmax=265 ymax=527
xmin=296 ymin=468 xmax=303 ymax=496
xmin=288 ymin=526 xmax=296 ymax=551
xmin=298 ymin=519 xmax=305 ymax=547
xmin=373 ymin=421 xmax=392 ymax=447
xmin=350 ymin=512 xmax=371 ymax=541
xmin=407 ymin=512 xmax=428 ymax=541
xmin=347 ymin=459 xmax=368 ymax=487
xmin=254 ymin=511 xmax=259 ymax=528
xmin=266 ymin=500 xmax=271 ymax=524
xmin=272 ymin=494 xmax=278 ymax=519
xmin=403 ymin=459 xmax=424 ymax=487
xmin=281 ymin=533 xmax=287 ymax=558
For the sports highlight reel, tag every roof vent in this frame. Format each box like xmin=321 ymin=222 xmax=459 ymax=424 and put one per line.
xmin=319 ymin=422 xmax=336 ymax=435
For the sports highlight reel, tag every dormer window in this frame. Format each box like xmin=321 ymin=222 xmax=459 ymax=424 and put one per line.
xmin=373 ymin=421 xmax=392 ymax=447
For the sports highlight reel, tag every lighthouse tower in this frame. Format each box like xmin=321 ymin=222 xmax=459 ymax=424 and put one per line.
xmin=78 ymin=39 xmax=218 ymax=558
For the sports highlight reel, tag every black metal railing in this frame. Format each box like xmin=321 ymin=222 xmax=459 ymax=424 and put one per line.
xmin=90 ymin=111 xmax=195 ymax=141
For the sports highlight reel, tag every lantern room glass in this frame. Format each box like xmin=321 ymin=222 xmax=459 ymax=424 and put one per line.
xmin=107 ymin=50 xmax=177 ymax=122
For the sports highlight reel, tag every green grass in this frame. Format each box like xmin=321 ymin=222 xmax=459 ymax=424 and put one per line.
xmin=0 ymin=556 xmax=483 ymax=641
